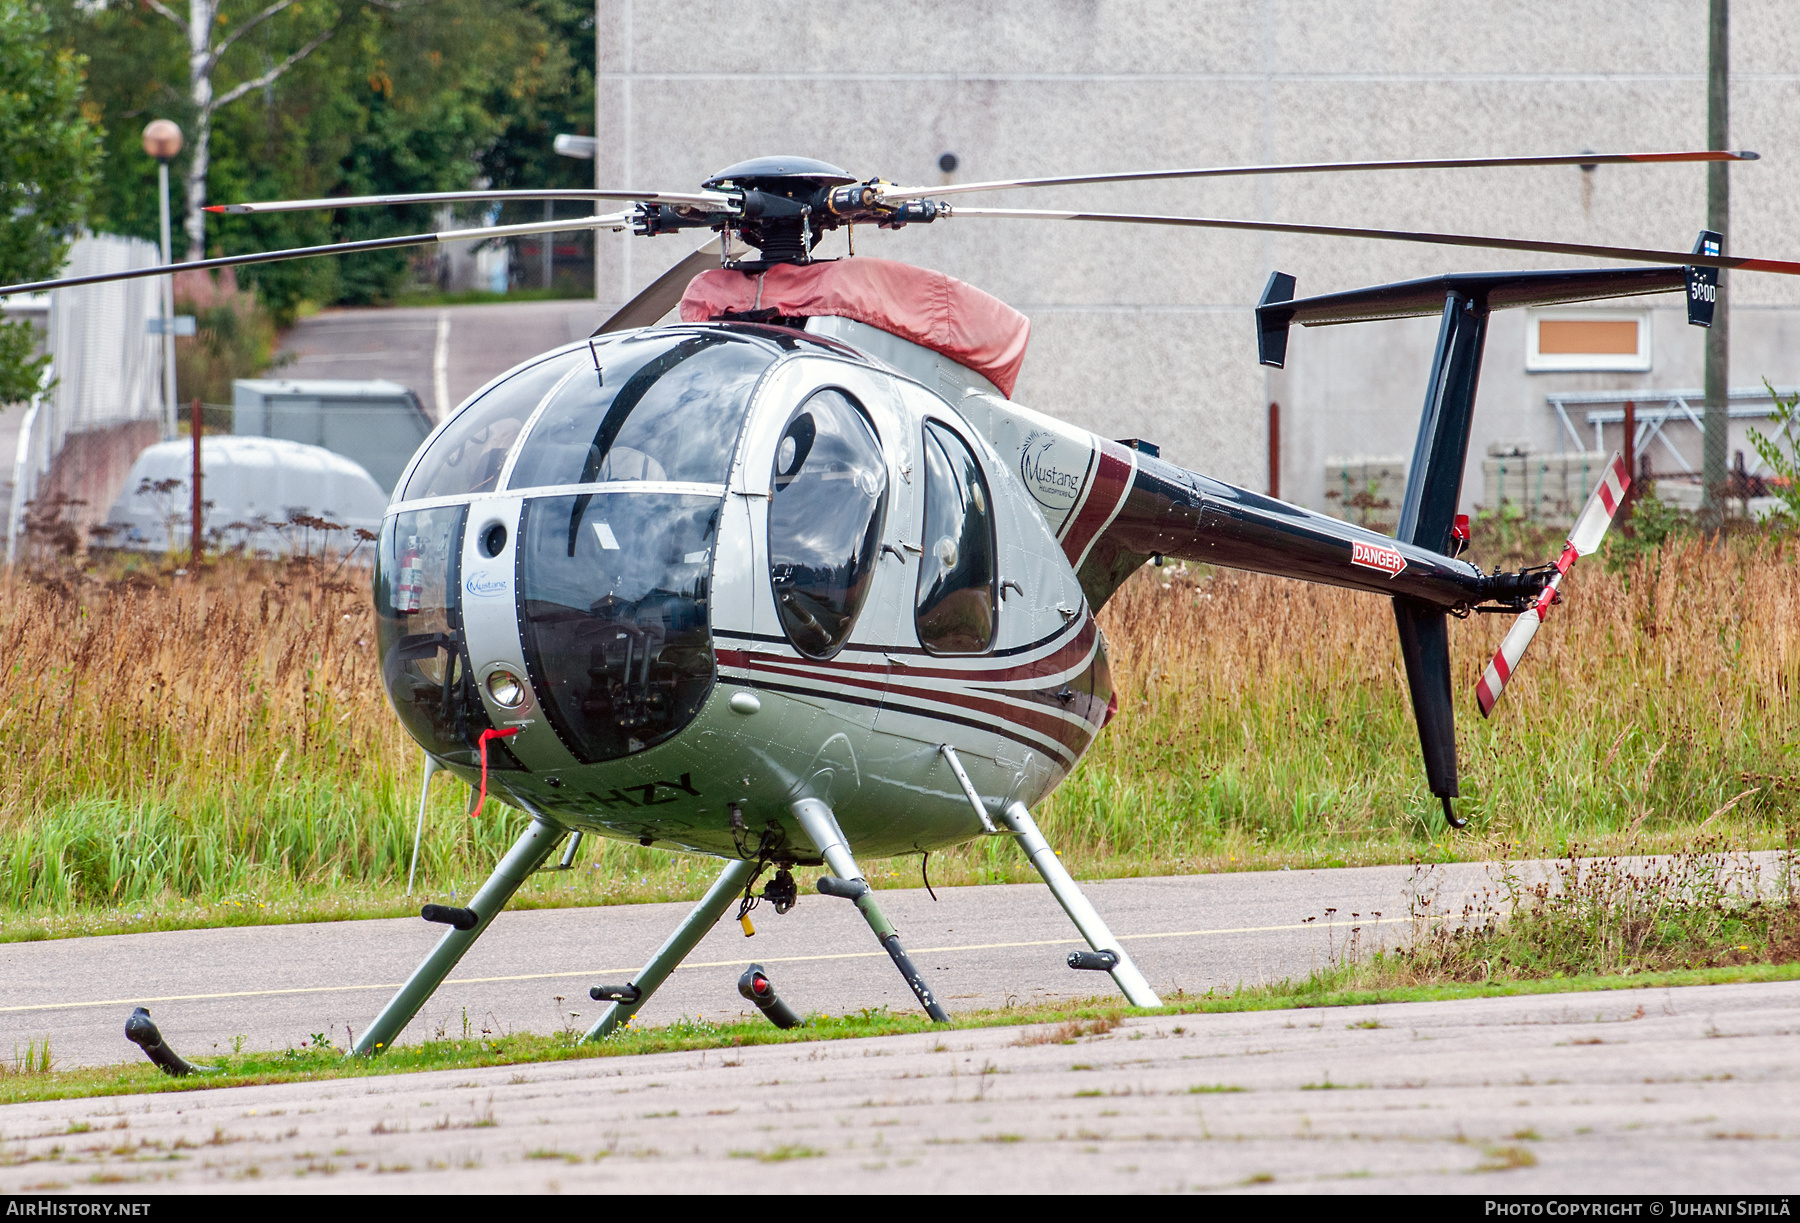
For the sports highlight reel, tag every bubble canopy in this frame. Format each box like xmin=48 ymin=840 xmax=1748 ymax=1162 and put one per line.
xmin=380 ymin=325 xmax=801 ymax=768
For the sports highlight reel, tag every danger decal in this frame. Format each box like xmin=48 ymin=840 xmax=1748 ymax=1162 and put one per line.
xmin=1351 ymin=539 xmax=1407 ymax=578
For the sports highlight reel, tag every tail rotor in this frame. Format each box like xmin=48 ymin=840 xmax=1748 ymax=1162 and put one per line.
xmin=1474 ymin=453 xmax=1631 ymax=717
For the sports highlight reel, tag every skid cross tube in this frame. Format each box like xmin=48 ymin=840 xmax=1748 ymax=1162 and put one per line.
xmin=355 ymin=815 xmax=566 ymax=1056
xmin=1000 ymin=801 xmax=1160 ymax=1007
xmin=582 ymin=857 xmax=761 ymax=1041
xmin=791 ymin=798 xmax=949 ymax=1022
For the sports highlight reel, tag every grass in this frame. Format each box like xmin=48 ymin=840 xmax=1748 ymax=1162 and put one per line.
xmin=0 ymin=515 xmax=1795 ymax=940
xmin=8 ymin=961 xmax=1800 ymax=1108
xmin=1343 ymin=839 xmax=1800 ymax=987
xmin=998 ymin=520 xmax=1800 ymax=885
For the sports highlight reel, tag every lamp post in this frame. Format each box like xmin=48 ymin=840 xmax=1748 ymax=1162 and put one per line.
xmin=142 ymin=120 xmax=183 ymax=441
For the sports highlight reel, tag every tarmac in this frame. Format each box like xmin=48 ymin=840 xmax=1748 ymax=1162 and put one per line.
xmin=276 ymin=299 xmax=606 ymax=420
xmin=2 ymin=978 xmax=1795 ymax=1193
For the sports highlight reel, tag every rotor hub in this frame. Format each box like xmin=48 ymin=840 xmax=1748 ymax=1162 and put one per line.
xmin=702 ymin=157 xmax=853 ymax=268
xmin=702 ymin=155 xmax=857 ymax=195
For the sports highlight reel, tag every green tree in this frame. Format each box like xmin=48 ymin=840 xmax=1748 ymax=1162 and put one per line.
xmin=0 ymin=0 xmax=103 ymax=403
xmin=476 ymin=0 xmax=594 ymax=200
xmin=57 ymin=0 xmax=591 ymax=318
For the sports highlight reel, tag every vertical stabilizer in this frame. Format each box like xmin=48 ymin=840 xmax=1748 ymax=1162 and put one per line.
xmin=1391 ymin=290 xmax=1489 ymax=822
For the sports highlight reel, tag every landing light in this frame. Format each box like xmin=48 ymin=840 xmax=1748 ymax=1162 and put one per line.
xmin=486 ymin=669 xmax=526 ymax=708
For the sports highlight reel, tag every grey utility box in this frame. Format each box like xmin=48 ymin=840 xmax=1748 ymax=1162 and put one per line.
xmin=232 ymin=378 xmax=433 ymax=495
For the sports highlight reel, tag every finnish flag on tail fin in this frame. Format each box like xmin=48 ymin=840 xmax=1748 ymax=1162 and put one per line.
xmin=1687 ymin=230 xmax=1722 ymax=328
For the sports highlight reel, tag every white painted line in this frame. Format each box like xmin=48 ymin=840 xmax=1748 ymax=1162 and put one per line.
xmin=432 ymin=308 xmax=451 ymax=419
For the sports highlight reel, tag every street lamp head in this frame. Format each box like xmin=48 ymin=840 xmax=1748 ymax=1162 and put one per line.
xmin=142 ymin=119 xmax=183 ymax=162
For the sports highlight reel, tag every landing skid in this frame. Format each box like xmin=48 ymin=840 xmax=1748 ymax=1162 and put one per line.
xmin=999 ymin=800 xmax=1160 ymax=1007
xmin=582 ymin=857 xmax=760 ymax=1039
xmin=123 ymin=796 xmax=1157 ymax=1075
xmin=354 ymin=815 xmax=566 ymax=1055
xmin=792 ymin=798 xmax=949 ymax=1022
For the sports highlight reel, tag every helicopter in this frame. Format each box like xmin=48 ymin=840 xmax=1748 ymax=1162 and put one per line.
xmin=7 ymin=147 xmax=1794 ymax=1068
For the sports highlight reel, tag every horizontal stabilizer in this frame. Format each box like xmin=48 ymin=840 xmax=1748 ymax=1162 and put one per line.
xmin=1257 ymin=271 xmax=1297 ymax=367
xmin=1257 ymin=266 xmax=1686 ymax=336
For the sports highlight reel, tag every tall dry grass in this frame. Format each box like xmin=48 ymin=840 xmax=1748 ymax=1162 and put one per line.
xmin=0 ymin=559 xmax=713 ymax=930
xmin=2 ymin=531 xmax=1796 ymax=930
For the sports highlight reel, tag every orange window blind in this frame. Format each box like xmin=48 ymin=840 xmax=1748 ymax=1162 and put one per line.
xmin=1538 ymin=318 xmax=1640 ymax=355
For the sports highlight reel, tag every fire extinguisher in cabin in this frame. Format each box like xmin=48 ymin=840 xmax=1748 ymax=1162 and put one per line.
xmin=397 ymin=536 xmax=423 ymax=613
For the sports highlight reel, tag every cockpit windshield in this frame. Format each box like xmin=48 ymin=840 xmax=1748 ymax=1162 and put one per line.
xmin=396 ymin=329 xmax=777 ymax=505
xmin=507 ymin=333 xmax=775 ymax=490
xmin=516 ymin=492 xmax=721 ymax=763
xmin=400 ymin=352 xmax=584 ymax=502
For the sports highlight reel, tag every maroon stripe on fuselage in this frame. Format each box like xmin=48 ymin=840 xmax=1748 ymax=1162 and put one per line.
xmin=1058 ymin=441 xmax=1135 ymax=567
xmin=744 ymin=676 xmax=1082 ymax=769
xmin=718 ymin=636 xmax=1107 ymax=761
xmin=737 ymin=652 xmax=1096 ymax=743
xmin=723 ymin=619 xmax=1097 ymax=689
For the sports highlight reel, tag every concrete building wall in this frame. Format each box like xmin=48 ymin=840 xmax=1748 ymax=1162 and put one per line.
xmin=592 ymin=0 xmax=1800 ymax=515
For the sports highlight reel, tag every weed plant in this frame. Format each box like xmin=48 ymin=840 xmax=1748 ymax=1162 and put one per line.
xmin=1375 ymin=840 xmax=1800 ymax=985
xmin=0 ymin=513 xmax=1795 ymax=938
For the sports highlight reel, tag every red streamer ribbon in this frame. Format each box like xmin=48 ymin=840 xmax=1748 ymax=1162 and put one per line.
xmin=470 ymin=727 xmax=521 ymax=818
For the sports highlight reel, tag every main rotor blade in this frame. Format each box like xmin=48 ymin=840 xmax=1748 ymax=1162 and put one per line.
xmin=208 ymin=188 xmax=732 ymax=215
xmin=942 ymin=206 xmax=1800 ymax=276
xmin=0 ymin=213 xmax=631 ymax=298
xmin=595 ymin=236 xmax=726 ymax=334
xmin=878 ymin=149 xmax=1759 ymax=203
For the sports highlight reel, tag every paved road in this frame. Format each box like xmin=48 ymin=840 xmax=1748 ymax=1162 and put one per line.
xmin=3 ymin=979 xmax=1796 ymax=1193
xmin=4 ymin=863 xmax=1508 ymax=1071
xmin=276 ymin=300 xmax=605 ymax=419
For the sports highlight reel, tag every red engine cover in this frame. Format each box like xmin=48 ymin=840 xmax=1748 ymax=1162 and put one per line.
xmin=679 ymin=257 xmax=1031 ymax=398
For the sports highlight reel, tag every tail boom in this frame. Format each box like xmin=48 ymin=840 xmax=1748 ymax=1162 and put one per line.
xmin=1075 ymin=449 xmax=1490 ymax=612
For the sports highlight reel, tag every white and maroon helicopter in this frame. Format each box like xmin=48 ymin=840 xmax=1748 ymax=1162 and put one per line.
xmin=9 ymin=148 xmax=1790 ymax=1068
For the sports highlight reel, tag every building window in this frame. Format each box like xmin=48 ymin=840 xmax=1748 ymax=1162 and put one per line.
xmin=1526 ymin=310 xmax=1651 ymax=373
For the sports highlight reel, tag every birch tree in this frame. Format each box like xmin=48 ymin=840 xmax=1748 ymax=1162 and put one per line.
xmin=144 ymin=0 xmax=378 ymax=261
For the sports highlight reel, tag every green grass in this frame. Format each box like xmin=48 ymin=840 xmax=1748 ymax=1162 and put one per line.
xmin=1362 ymin=843 xmax=1800 ymax=985
xmin=7 ymin=962 xmax=1798 ymax=1107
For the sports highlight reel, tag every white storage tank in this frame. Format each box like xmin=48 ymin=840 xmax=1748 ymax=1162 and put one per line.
xmin=101 ymin=435 xmax=388 ymax=556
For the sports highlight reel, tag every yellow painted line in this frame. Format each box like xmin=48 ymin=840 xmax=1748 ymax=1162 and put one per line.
xmin=0 ymin=917 xmax=1409 ymax=1016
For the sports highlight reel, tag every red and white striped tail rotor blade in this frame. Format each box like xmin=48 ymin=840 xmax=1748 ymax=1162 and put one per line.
xmin=1569 ymin=451 xmax=1633 ymax=555
xmin=1475 ymin=607 xmax=1543 ymax=717
xmin=1474 ymin=452 xmax=1631 ymax=718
